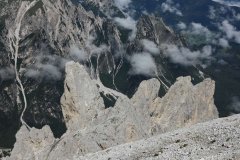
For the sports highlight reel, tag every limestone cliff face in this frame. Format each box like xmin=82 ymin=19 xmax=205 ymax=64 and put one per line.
xmin=5 ymin=61 xmax=219 ymax=160
xmin=0 ymin=0 xmax=207 ymax=147
xmin=151 ymin=76 xmax=218 ymax=132
xmin=60 ymin=62 xmax=105 ymax=131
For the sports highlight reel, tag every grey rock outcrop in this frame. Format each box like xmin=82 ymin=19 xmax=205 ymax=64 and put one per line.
xmin=8 ymin=126 xmax=54 ymax=160
xmin=5 ymin=62 xmax=219 ymax=160
xmin=0 ymin=0 xmax=206 ymax=147
xmin=78 ymin=114 xmax=240 ymax=160
xmin=151 ymin=76 xmax=219 ymax=133
xmin=135 ymin=15 xmax=183 ymax=45
xmin=60 ymin=62 xmax=105 ymax=131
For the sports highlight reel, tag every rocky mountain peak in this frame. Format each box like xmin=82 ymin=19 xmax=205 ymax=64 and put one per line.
xmin=0 ymin=0 xmax=222 ymax=157
xmin=3 ymin=61 xmax=219 ymax=159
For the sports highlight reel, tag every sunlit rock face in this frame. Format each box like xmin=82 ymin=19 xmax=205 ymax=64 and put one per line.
xmin=79 ymin=114 xmax=240 ymax=160
xmin=0 ymin=0 xmax=204 ymax=147
xmin=4 ymin=61 xmax=218 ymax=160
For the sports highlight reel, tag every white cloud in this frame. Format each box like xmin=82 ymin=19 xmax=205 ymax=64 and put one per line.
xmin=141 ymin=39 xmax=160 ymax=55
xmin=190 ymin=23 xmax=211 ymax=35
xmin=212 ymin=0 xmax=240 ymax=8
xmin=218 ymin=38 xmax=230 ymax=48
xmin=161 ymin=0 xmax=183 ymax=16
xmin=70 ymin=45 xmax=88 ymax=62
xmin=24 ymin=55 xmax=66 ymax=81
xmin=217 ymin=59 xmax=228 ymax=65
xmin=114 ymin=16 xmax=137 ymax=40
xmin=114 ymin=0 xmax=131 ymax=10
xmin=161 ymin=44 xmax=213 ymax=67
xmin=91 ymin=44 xmax=109 ymax=55
xmin=183 ymin=23 xmax=213 ymax=44
xmin=25 ymin=64 xmax=62 ymax=81
xmin=229 ymin=96 xmax=240 ymax=113
xmin=219 ymin=20 xmax=240 ymax=44
xmin=234 ymin=13 xmax=240 ymax=20
xmin=208 ymin=6 xmax=217 ymax=19
xmin=129 ymin=53 xmax=157 ymax=76
xmin=177 ymin=22 xmax=187 ymax=30
xmin=0 ymin=67 xmax=15 ymax=82
xmin=86 ymin=34 xmax=109 ymax=55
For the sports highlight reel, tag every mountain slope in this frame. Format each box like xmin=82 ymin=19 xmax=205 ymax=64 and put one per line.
xmin=5 ymin=61 xmax=218 ymax=160
xmin=0 ymin=0 xmax=204 ymax=148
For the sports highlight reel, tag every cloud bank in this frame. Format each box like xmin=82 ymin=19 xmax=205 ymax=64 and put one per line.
xmin=141 ymin=39 xmax=160 ymax=55
xmin=212 ymin=0 xmax=240 ymax=8
xmin=177 ymin=22 xmax=187 ymax=30
xmin=229 ymin=96 xmax=240 ymax=113
xmin=25 ymin=64 xmax=62 ymax=81
xmin=70 ymin=45 xmax=88 ymax=62
xmin=189 ymin=23 xmax=211 ymax=36
xmin=114 ymin=16 xmax=137 ymax=40
xmin=86 ymin=34 xmax=109 ymax=55
xmin=218 ymin=38 xmax=230 ymax=48
xmin=0 ymin=67 xmax=15 ymax=82
xmin=161 ymin=0 xmax=183 ymax=16
xmin=129 ymin=53 xmax=157 ymax=76
xmin=114 ymin=0 xmax=131 ymax=10
xmin=161 ymin=44 xmax=213 ymax=67
xmin=24 ymin=55 xmax=67 ymax=82
xmin=219 ymin=20 xmax=240 ymax=44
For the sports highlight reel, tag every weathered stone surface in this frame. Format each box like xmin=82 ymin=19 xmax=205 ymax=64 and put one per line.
xmin=151 ymin=76 xmax=219 ymax=133
xmin=5 ymin=125 xmax=54 ymax=160
xmin=60 ymin=62 xmax=105 ymax=132
xmin=0 ymin=148 xmax=11 ymax=159
xmin=0 ymin=0 xmax=206 ymax=148
xmin=5 ymin=62 xmax=220 ymax=160
xmin=135 ymin=15 xmax=183 ymax=45
xmin=77 ymin=114 xmax=240 ymax=160
xmin=0 ymin=0 xmax=123 ymax=142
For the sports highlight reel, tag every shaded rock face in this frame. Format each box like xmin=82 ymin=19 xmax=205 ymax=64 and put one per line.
xmin=5 ymin=62 xmax=218 ymax=160
xmin=135 ymin=15 xmax=183 ymax=45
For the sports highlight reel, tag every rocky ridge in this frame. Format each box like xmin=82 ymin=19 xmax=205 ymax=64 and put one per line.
xmin=4 ymin=61 xmax=219 ymax=160
xmin=0 ymin=0 xmax=206 ymax=147
xmin=78 ymin=114 xmax=240 ymax=160
xmin=0 ymin=0 xmax=239 ymax=159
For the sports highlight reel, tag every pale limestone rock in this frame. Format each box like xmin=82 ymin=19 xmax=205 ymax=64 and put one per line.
xmin=6 ymin=62 xmax=220 ymax=160
xmin=131 ymin=78 xmax=160 ymax=107
xmin=151 ymin=76 xmax=219 ymax=132
xmin=77 ymin=114 xmax=240 ymax=160
xmin=5 ymin=126 xmax=54 ymax=160
xmin=39 ymin=93 xmax=154 ymax=160
xmin=60 ymin=61 xmax=105 ymax=131
xmin=131 ymin=79 xmax=161 ymax=135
